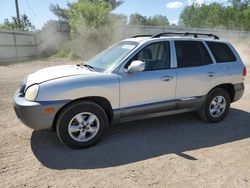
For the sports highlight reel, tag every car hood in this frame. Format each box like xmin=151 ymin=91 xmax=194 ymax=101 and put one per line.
xmin=25 ymin=65 xmax=95 ymax=87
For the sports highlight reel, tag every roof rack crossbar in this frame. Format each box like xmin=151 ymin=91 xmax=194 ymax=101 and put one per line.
xmin=152 ymin=32 xmax=219 ymax=40
xmin=132 ymin=34 xmax=153 ymax=38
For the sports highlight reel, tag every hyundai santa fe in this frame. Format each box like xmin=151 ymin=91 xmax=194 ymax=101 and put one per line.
xmin=14 ymin=32 xmax=246 ymax=149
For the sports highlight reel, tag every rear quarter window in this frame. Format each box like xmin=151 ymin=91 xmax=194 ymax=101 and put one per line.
xmin=206 ymin=42 xmax=237 ymax=63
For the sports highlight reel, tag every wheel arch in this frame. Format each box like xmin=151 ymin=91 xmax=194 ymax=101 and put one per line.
xmin=208 ymin=83 xmax=235 ymax=102
xmin=52 ymin=96 xmax=114 ymax=130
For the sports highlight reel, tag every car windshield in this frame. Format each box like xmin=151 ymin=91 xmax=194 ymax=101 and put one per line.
xmin=85 ymin=41 xmax=138 ymax=72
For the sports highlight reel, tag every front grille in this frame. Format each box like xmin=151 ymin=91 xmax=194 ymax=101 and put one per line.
xmin=19 ymin=84 xmax=26 ymax=94
xmin=19 ymin=77 xmax=27 ymax=94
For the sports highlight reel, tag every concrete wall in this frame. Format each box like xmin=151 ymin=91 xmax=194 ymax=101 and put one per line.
xmin=0 ymin=30 xmax=37 ymax=63
xmin=0 ymin=21 xmax=249 ymax=64
xmin=123 ymin=25 xmax=250 ymax=39
xmin=0 ymin=21 xmax=69 ymax=63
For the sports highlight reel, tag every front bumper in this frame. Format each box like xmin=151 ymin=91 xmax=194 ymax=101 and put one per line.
xmin=14 ymin=90 xmax=69 ymax=130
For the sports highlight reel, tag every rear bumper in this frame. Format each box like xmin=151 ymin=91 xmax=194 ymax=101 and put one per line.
xmin=14 ymin=90 xmax=69 ymax=130
xmin=233 ymin=83 xmax=244 ymax=102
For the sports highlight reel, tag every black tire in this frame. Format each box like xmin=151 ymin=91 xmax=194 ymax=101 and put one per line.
xmin=56 ymin=101 xmax=108 ymax=149
xmin=199 ymin=88 xmax=231 ymax=123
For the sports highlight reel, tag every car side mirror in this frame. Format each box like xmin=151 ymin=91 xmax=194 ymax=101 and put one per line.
xmin=127 ymin=60 xmax=145 ymax=73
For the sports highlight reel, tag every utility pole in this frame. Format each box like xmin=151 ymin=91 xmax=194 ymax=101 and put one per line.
xmin=15 ymin=0 xmax=21 ymax=29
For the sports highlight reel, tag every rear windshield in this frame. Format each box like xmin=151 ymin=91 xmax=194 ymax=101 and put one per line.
xmin=206 ymin=42 xmax=237 ymax=63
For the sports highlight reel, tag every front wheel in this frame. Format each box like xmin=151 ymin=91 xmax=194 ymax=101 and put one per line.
xmin=199 ymin=88 xmax=231 ymax=123
xmin=56 ymin=101 xmax=108 ymax=149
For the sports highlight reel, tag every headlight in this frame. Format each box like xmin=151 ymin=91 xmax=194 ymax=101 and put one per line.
xmin=25 ymin=84 xmax=39 ymax=101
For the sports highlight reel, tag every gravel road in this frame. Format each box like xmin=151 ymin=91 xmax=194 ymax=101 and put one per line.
xmin=0 ymin=59 xmax=250 ymax=188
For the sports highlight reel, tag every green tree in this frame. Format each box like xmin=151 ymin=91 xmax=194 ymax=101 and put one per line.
xmin=229 ymin=0 xmax=249 ymax=9
xmin=129 ymin=13 xmax=147 ymax=25
xmin=0 ymin=14 xmax=35 ymax=31
xmin=129 ymin=14 xmax=169 ymax=26
xmin=104 ymin=0 xmax=124 ymax=10
xmin=49 ymin=4 xmax=69 ymax=20
xmin=146 ymin=15 xmax=169 ymax=26
xmin=50 ymin=0 xmax=124 ymax=59
xmin=50 ymin=0 xmax=123 ymax=20
xmin=67 ymin=0 xmax=112 ymax=32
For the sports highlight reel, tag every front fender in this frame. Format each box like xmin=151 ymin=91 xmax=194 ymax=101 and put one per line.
xmin=36 ymin=74 xmax=120 ymax=109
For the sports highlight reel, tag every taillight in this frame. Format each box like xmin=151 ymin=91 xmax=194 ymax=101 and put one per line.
xmin=243 ymin=66 xmax=247 ymax=77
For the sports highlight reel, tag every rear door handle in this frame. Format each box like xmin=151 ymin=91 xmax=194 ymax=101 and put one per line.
xmin=208 ymin=72 xmax=215 ymax=77
xmin=161 ymin=76 xmax=173 ymax=81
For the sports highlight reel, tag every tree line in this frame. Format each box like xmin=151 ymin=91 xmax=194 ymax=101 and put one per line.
xmin=1 ymin=0 xmax=250 ymax=32
xmin=49 ymin=1 xmax=170 ymax=27
xmin=179 ymin=0 xmax=250 ymax=31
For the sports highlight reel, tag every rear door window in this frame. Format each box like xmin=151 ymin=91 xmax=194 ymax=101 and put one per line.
xmin=175 ymin=41 xmax=212 ymax=68
xmin=206 ymin=42 xmax=237 ymax=63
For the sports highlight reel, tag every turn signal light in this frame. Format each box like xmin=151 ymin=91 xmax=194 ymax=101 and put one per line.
xmin=45 ymin=108 xmax=55 ymax=113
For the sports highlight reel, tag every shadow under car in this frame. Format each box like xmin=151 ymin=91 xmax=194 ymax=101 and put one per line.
xmin=31 ymin=108 xmax=250 ymax=170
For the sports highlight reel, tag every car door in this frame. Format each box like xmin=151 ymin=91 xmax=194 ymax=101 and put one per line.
xmin=119 ymin=41 xmax=177 ymax=118
xmin=174 ymin=40 xmax=218 ymax=107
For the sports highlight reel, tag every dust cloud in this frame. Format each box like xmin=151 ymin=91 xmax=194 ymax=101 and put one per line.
xmin=64 ymin=19 xmax=125 ymax=60
xmin=230 ymin=39 xmax=250 ymax=67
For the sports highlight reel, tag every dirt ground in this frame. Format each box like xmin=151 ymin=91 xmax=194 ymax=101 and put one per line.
xmin=0 ymin=59 xmax=250 ymax=188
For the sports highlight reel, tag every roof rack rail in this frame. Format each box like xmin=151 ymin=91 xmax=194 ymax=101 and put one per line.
xmin=184 ymin=32 xmax=220 ymax=40
xmin=152 ymin=32 xmax=184 ymax=38
xmin=152 ymin=32 xmax=219 ymax=40
xmin=132 ymin=34 xmax=153 ymax=38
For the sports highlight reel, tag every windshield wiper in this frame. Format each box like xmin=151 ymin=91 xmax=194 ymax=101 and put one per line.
xmin=83 ymin=64 xmax=94 ymax=71
xmin=77 ymin=64 xmax=94 ymax=71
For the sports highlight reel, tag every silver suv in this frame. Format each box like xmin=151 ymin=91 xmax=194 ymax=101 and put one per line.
xmin=14 ymin=32 xmax=246 ymax=149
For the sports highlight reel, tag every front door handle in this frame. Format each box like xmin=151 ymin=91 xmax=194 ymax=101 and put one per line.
xmin=161 ymin=76 xmax=173 ymax=81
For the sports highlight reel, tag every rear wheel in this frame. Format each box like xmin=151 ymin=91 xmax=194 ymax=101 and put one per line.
xmin=199 ymin=88 xmax=231 ymax=123
xmin=56 ymin=101 xmax=108 ymax=149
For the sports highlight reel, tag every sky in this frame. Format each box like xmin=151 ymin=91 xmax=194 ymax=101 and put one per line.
xmin=0 ymin=0 xmax=228 ymax=29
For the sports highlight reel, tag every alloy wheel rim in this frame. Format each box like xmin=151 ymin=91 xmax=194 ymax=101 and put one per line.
xmin=68 ymin=112 xmax=100 ymax=142
xmin=209 ymin=95 xmax=226 ymax=118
